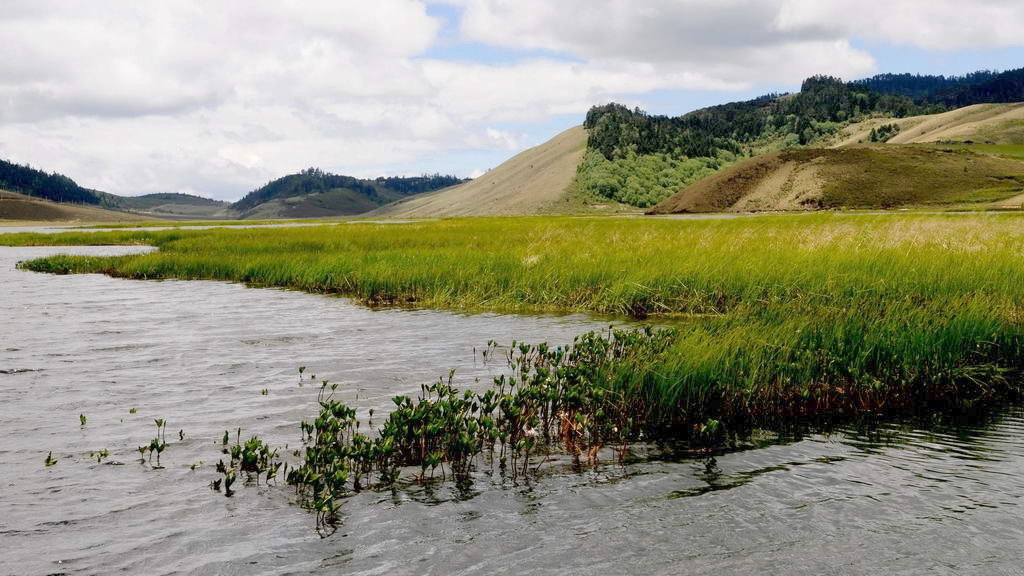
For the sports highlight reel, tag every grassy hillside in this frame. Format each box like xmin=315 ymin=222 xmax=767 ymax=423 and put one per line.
xmin=652 ymin=101 xmax=1024 ymax=214
xmin=827 ymin=103 xmax=1024 ymax=147
xmin=97 ymin=192 xmax=231 ymax=219
xmin=572 ymin=70 xmax=1024 ymax=213
xmin=0 ymin=190 xmax=153 ymax=223
xmin=375 ymin=76 xmax=929 ymax=217
xmin=372 ymin=126 xmax=589 ymax=217
xmin=236 ymin=187 xmax=388 ymax=219
xmin=650 ymin=145 xmax=1024 ymax=213
xmin=5 ymin=213 xmax=1023 ymax=430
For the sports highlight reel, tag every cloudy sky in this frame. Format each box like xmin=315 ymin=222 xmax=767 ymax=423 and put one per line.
xmin=3 ymin=0 xmax=1024 ymax=200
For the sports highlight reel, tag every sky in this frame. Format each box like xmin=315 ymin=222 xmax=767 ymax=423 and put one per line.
xmin=2 ymin=1 xmax=1024 ymax=201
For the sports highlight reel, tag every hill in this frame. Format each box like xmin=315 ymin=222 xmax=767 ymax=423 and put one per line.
xmin=0 ymin=159 xmax=101 ymax=205
xmin=649 ymin=142 xmax=1024 ymax=214
xmin=0 ymin=158 xmax=232 ymax=220
xmin=98 ymin=192 xmax=231 ymax=219
xmin=649 ymin=100 xmax=1024 ymax=214
xmin=231 ymin=169 xmax=464 ymax=219
xmin=6 ymin=67 xmax=1023 ymax=221
xmin=0 ymin=190 xmax=154 ymax=223
xmin=369 ymin=126 xmax=588 ymax=217
xmin=826 ymin=103 xmax=1024 ymax=147
xmin=0 ymin=156 xmax=464 ymax=221
xmin=573 ymin=70 xmax=1024 ymax=211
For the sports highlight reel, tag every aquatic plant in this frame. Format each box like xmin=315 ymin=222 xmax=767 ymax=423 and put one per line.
xmin=213 ymin=431 xmax=282 ymax=497
xmin=44 ymin=452 xmax=58 ymax=467
xmin=148 ymin=418 xmax=168 ymax=468
xmin=285 ymin=327 xmax=678 ymax=527
xmin=90 ymin=449 xmax=110 ymax=463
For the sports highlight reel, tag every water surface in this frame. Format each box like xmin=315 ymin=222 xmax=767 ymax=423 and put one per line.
xmin=1 ymin=245 xmax=1022 ymax=575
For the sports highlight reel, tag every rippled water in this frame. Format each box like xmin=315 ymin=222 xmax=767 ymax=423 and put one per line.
xmin=2 ymin=246 xmax=1023 ymax=576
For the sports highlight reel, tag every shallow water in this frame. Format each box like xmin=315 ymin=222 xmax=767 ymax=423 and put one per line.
xmin=0 ymin=222 xmax=346 ymax=234
xmin=2 ymin=246 xmax=1023 ymax=575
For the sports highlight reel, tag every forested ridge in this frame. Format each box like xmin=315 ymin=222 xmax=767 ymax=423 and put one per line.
xmin=584 ymin=76 xmax=926 ymax=161
xmin=852 ymin=68 xmax=1024 ymax=107
xmin=850 ymin=71 xmax=1001 ymax=102
xmin=578 ymin=68 xmax=1024 ymax=207
xmin=231 ymin=168 xmax=465 ymax=212
xmin=0 ymin=159 xmax=100 ymax=205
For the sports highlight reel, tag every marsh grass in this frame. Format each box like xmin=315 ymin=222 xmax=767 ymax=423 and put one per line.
xmin=5 ymin=213 xmax=1023 ymax=426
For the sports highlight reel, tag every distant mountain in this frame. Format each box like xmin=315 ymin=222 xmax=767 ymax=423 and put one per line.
xmin=0 ymin=158 xmax=229 ymax=218
xmin=230 ymin=168 xmax=465 ymax=218
xmin=98 ymin=192 xmax=231 ymax=219
xmin=0 ymin=189 xmax=154 ymax=223
xmin=0 ymin=157 xmax=465 ymax=221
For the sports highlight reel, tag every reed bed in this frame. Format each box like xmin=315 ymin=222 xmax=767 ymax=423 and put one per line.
xmin=6 ymin=213 xmax=1024 ymax=429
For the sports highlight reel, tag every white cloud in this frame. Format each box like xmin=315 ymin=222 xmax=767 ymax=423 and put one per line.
xmin=777 ymin=0 xmax=1024 ymax=51
xmin=450 ymin=0 xmax=877 ymax=83
xmin=453 ymin=0 xmax=1024 ymax=61
xmin=1 ymin=0 xmax=1021 ymax=200
xmin=485 ymin=127 xmax=525 ymax=150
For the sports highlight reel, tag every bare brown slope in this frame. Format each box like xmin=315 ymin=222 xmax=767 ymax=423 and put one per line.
xmin=649 ymin=147 xmax=1024 ymax=214
xmin=370 ymin=126 xmax=587 ymax=217
xmin=0 ymin=190 xmax=154 ymax=223
xmin=647 ymin=151 xmax=792 ymax=213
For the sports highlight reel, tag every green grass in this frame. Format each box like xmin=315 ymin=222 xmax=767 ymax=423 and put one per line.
xmin=5 ymin=213 xmax=1023 ymax=430
xmin=929 ymin=143 xmax=1024 ymax=161
xmin=792 ymin=147 xmax=1024 ymax=208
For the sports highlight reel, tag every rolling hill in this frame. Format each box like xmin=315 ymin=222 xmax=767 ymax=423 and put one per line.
xmin=369 ymin=126 xmax=588 ymax=217
xmin=0 ymin=190 xmax=155 ymax=223
xmin=0 ymin=158 xmax=465 ymax=221
xmin=650 ymin=103 xmax=1024 ymax=214
xmin=648 ymin=145 xmax=1024 ymax=213
xmin=99 ymin=192 xmax=232 ymax=219
xmin=827 ymin=103 xmax=1024 ymax=147
xmin=370 ymin=72 xmax=1021 ymax=218
xmin=230 ymin=169 xmax=465 ymax=219
xmin=5 ymin=67 xmax=1023 ymax=221
xmin=0 ymin=158 xmax=232 ymax=220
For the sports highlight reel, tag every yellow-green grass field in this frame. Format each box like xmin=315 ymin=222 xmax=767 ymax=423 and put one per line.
xmin=4 ymin=213 xmax=1022 ymax=434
